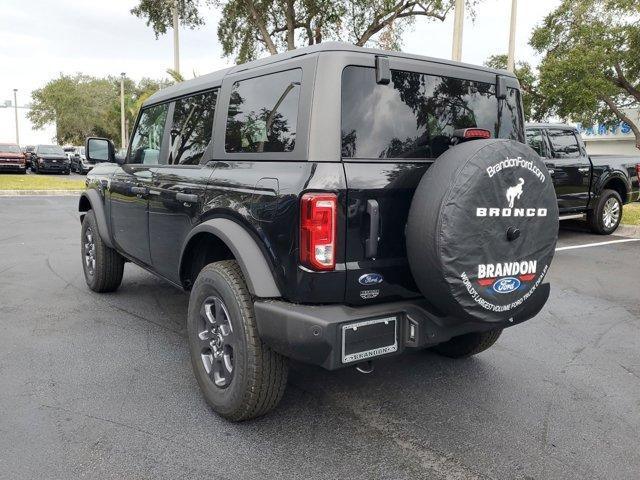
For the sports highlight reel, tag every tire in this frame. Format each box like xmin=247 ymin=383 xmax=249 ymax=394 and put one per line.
xmin=432 ymin=329 xmax=503 ymax=359
xmin=588 ymin=189 xmax=622 ymax=235
xmin=81 ymin=210 xmax=124 ymax=292
xmin=187 ymin=260 xmax=288 ymax=421
xmin=406 ymin=139 xmax=558 ymax=323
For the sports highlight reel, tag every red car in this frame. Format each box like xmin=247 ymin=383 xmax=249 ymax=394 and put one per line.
xmin=0 ymin=143 xmax=27 ymax=174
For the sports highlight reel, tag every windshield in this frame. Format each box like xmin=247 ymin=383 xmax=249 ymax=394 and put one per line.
xmin=341 ymin=66 xmax=523 ymax=160
xmin=38 ymin=145 xmax=65 ymax=155
xmin=0 ymin=145 xmax=21 ymax=154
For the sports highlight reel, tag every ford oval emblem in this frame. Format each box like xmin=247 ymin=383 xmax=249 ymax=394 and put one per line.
xmin=492 ymin=277 xmax=521 ymax=294
xmin=359 ymin=273 xmax=384 ymax=286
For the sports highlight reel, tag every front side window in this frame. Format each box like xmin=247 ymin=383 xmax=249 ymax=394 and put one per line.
xmin=169 ymin=89 xmax=218 ymax=165
xmin=225 ymin=69 xmax=301 ymax=153
xmin=526 ymin=129 xmax=547 ymax=157
xmin=129 ymin=103 xmax=169 ymax=165
xmin=548 ymin=129 xmax=580 ymax=159
xmin=341 ymin=66 xmax=523 ymax=160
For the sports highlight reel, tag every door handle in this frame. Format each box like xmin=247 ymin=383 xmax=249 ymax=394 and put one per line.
xmin=365 ymin=199 xmax=380 ymax=259
xmin=176 ymin=192 xmax=198 ymax=204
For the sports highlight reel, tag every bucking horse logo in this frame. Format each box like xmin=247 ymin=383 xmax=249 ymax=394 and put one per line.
xmin=506 ymin=178 xmax=525 ymax=208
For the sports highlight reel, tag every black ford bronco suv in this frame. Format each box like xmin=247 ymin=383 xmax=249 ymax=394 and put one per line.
xmin=79 ymin=43 xmax=559 ymax=421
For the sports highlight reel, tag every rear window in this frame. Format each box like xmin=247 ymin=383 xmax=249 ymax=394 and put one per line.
xmin=169 ymin=89 xmax=218 ymax=165
xmin=548 ymin=129 xmax=580 ymax=159
xmin=341 ymin=66 xmax=523 ymax=160
xmin=225 ymin=69 xmax=301 ymax=153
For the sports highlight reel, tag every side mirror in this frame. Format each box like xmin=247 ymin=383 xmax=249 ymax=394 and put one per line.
xmin=86 ymin=137 xmax=120 ymax=164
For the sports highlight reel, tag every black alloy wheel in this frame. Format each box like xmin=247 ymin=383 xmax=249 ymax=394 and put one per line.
xmin=197 ymin=296 xmax=235 ymax=388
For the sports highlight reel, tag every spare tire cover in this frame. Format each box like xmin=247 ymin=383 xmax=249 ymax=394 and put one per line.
xmin=406 ymin=139 xmax=558 ymax=323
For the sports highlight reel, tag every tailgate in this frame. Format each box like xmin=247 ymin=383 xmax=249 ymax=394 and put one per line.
xmin=343 ymin=162 xmax=426 ymax=305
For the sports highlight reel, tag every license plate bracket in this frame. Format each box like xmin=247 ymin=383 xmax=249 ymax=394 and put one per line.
xmin=341 ymin=316 xmax=398 ymax=364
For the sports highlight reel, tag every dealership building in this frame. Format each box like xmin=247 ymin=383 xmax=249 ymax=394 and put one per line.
xmin=575 ymin=108 xmax=640 ymax=156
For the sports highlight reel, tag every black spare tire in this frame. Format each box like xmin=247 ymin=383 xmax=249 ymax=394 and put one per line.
xmin=406 ymin=139 xmax=558 ymax=323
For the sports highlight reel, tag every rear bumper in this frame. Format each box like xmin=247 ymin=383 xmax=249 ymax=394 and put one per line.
xmin=255 ymin=283 xmax=550 ymax=370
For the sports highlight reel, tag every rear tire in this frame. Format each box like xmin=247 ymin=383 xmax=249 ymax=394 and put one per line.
xmin=431 ymin=329 xmax=502 ymax=358
xmin=187 ymin=260 xmax=288 ymax=421
xmin=81 ymin=210 xmax=124 ymax=292
xmin=588 ymin=189 xmax=622 ymax=235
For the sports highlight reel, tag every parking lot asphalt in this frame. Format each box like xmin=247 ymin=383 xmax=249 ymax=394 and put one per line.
xmin=0 ymin=196 xmax=639 ymax=480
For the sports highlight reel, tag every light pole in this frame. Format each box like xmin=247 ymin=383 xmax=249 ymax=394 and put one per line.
xmin=507 ymin=0 xmax=518 ymax=72
xmin=451 ymin=0 xmax=464 ymax=62
xmin=172 ymin=0 xmax=180 ymax=75
xmin=13 ymin=89 xmax=19 ymax=145
xmin=120 ymin=73 xmax=126 ymax=149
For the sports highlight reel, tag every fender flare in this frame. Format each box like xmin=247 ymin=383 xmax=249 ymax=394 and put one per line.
xmin=78 ymin=190 xmax=114 ymax=248
xmin=593 ymin=171 xmax=630 ymax=204
xmin=180 ymin=218 xmax=281 ymax=298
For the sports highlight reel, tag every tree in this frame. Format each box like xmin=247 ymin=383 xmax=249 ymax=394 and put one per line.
xmin=530 ymin=0 xmax=640 ymax=148
xmin=131 ymin=0 xmax=205 ymax=37
xmin=29 ymin=75 xmax=171 ymax=145
xmin=28 ymin=75 xmax=119 ymax=145
xmin=132 ymin=0 xmax=480 ymax=64
xmin=484 ymin=54 xmax=546 ymax=121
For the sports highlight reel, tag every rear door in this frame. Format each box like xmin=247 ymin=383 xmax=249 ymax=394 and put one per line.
xmin=148 ymin=89 xmax=219 ymax=283
xmin=546 ymin=128 xmax=591 ymax=211
xmin=110 ymin=102 xmax=169 ymax=265
xmin=341 ymin=60 xmax=524 ymax=306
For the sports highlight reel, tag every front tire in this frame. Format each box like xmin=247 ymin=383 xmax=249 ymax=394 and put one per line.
xmin=588 ymin=189 xmax=622 ymax=235
xmin=81 ymin=210 xmax=124 ymax=292
xmin=431 ymin=329 xmax=502 ymax=358
xmin=187 ymin=260 xmax=288 ymax=421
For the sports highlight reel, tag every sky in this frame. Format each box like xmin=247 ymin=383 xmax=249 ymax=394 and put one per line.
xmin=0 ymin=0 xmax=561 ymax=143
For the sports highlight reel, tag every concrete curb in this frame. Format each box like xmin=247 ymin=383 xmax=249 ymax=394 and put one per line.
xmin=617 ymin=224 xmax=640 ymax=238
xmin=0 ymin=190 xmax=83 ymax=196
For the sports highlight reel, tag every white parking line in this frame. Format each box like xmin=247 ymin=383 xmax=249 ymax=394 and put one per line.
xmin=556 ymin=238 xmax=640 ymax=251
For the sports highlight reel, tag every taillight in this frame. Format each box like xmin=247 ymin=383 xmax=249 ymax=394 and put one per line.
xmin=300 ymin=193 xmax=337 ymax=271
xmin=462 ymin=128 xmax=491 ymax=139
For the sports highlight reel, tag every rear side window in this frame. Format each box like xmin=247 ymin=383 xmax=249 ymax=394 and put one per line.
xmin=225 ymin=69 xmax=301 ymax=153
xmin=526 ymin=129 xmax=547 ymax=157
xmin=129 ymin=103 xmax=169 ymax=165
xmin=548 ymin=129 xmax=580 ymax=159
xmin=169 ymin=89 xmax=218 ymax=165
xmin=341 ymin=66 xmax=523 ymax=160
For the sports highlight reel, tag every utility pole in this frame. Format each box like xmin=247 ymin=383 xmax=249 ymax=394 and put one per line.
xmin=507 ymin=0 xmax=518 ymax=72
xmin=120 ymin=73 xmax=126 ymax=149
xmin=13 ymin=89 xmax=19 ymax=145
xmin=451 ymin=0 xmax=464 ymax=62
xmin=172 ymin=0 xmax=180 ymax=75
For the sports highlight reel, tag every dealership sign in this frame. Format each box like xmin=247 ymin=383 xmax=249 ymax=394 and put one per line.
xmin=575 ymin=108 xmax=639 ymax=139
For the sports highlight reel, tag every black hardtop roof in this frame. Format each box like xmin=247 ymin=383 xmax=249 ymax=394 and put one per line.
xmin=526 ymin=122 xmax=576 ymax=130
xmin=144 ymin=41 xmax=514 ymax=107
